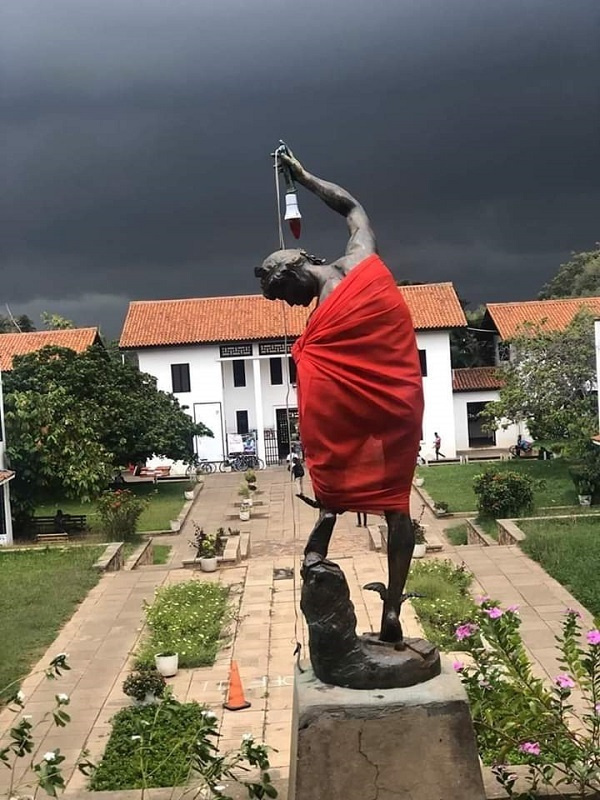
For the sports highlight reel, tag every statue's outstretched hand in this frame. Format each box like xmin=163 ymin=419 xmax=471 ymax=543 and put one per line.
xmin=274 ymin=144 xmax=305 ymax=181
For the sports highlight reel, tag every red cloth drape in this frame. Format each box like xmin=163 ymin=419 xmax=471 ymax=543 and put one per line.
xmin=291 ymin=254 xmax=423 ymax=513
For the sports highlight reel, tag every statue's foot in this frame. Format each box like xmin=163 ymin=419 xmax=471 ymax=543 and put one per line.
xmin=380 ymin=609 xmax=403 ymax=644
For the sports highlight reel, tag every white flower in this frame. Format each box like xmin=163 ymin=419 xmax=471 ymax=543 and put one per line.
xmin=214 ymin=785 xmax=226 ymax=793
xmin=16 ymin=691 xmax=25 ymax=703
xmin=57 ymin=693 xmax=69 ymax=704
xmin=54 ymin=652 xmax=69 ymax=660
xmin=241 ymin=733 xmax=253 ymax=741
xmin=43 ymin=752 xmax=56 ymax=762
xmin=201 ymin=710 xmax=217 ymax=720
xmin=131 ymin=735 xmax=142 ymax=741
xmin=23 ymin=715 xmax=32 ymax=720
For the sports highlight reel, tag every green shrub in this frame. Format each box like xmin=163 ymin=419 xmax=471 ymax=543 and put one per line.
xmin=135 ymin=581 xmax=228 ymax=669
xmin=446 ymin=523 xmax=468 ymax=546
xmin=96 ymin=489 xmax=148 ymax=541
xmin=472 ymin=470 xmax=535 ymax=518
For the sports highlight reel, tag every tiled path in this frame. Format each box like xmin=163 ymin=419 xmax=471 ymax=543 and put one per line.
xmin=0 ymin=469 xmax=594 ymax=799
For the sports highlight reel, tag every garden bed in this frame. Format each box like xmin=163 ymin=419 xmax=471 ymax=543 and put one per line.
xmin=518 ymin=517 xmax=600 ymax=617
xmin=416 ymin=460 xmax=578 ymax=513
xmin=0 ymin=546 xmax=104 ymax=701
xmin=135 ymin=580 xmax=229 ymax=669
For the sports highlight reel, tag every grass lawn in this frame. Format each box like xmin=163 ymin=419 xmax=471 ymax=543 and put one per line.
xmin=0 ymin=546 xmax=103 ymax=700
xmin=417 ymin=459 xmax=578 ymax=513
xmin=34 ymin=481 xmax=187 ymax=534
xmin=445 ymin=522 xmax=468 ymax=546
xmin=152 ymin=544 xmax=171 ymax=564
xmin=518 ymin=517 xmax=600 ymax=619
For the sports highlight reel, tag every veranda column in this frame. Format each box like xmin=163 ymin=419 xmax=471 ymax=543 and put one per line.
xmin=252 ymin=358 xmax=266 ymax=465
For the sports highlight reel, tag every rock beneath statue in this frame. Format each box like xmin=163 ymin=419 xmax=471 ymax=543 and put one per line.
xmin=300 ymin=558 xmax=441 ymax=690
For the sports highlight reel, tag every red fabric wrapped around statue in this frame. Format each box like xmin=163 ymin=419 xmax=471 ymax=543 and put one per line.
xmin=291 ymin=254 xmax=423 ymax=513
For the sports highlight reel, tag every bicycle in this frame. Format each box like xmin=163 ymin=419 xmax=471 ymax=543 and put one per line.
xmin=220 ymin=454 xmax=265 ymax=471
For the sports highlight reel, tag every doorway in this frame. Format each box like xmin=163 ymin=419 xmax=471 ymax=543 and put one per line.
xmin=467 ymin=402 xmax=495 ymax=447
xmin=275 ymin=407 xmax=299 ymax=460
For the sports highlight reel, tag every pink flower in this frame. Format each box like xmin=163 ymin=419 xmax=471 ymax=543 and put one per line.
xmin=595 ymin=703 xmax=600 ymax=715
xmin=476 ymin=595 xmax=491 ymax=606
xmin=452 ymin=660 xmax=465 ymax=672
xmin=586 ymin=629 xmax=600 ymax=646
xmin=455 ymin=623 xmax=478 ymax=641
xmin=564 ymin=607 xmax=582 ymax=618
xmin=555 ymin=674 xmax=575 ymax=690
xmin=518 ymin=741 xmax=540 ymax=756
xmin=483 ymin=607 xmax=503 ymax=619
xmin=507 ymin=605 xmax=520 ymax=613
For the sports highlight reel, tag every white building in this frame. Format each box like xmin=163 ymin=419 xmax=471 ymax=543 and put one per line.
xmin=120 ymin=283 xmax=467 ymax=464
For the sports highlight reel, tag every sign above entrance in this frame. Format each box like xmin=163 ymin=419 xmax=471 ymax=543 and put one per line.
xmin=258 ymin=341 xmax=294 ymax=356
xmin=219 ymin=343 xmax=252 ymax=359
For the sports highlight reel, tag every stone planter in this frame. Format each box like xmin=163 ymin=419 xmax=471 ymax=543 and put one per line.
xmin=169 ymin=519 xmax=181 ymax=532
xmin=200 ymin=556 xmax=218 ymax=572
xmin=184 ymin=490 xmax=195 ymax=501
xmin=155 ymin=653 xmax=178 ymax=677
xmin=413 ymin=543 xmax=427 ymax=559
xmin=414 ymin=477 xmax=424 ymax=487
xmin=578 ymin=495 xmax=592 ymax=506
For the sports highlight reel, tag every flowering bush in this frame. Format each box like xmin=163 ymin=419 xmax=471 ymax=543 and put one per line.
xmin=96 ymin=488 xmax=148 ymax=541
xmin=89 ymin=697 xmax=277 ymax=797
xmin=122 ymin=669 xmax=166 ymax=702
xmin=453 ymin=602 xmax=600 ymax=797
xmin=472 ymin=470 xmax=536 ymax=518
xmin=0 ymin=654 xmax=92 ymax=798
xmin=135 ymin=580 xmax=229 ymax=669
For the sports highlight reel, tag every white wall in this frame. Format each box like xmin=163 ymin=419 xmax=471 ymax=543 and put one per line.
xmin=222 ymin=357 xmax=257 ymax=434
xmin=417 ymin=331 xmax=457 ymax=459
xmin=453 ymin=390 xmax=522 ymax=451
xmin=259 ymin=357 xmax=298 ymax=430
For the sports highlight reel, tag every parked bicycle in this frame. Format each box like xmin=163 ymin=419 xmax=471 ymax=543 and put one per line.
xmin=220 ymin=454 xmax=265 ymax=472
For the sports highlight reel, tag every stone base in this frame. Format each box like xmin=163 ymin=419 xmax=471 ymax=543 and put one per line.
xmin=290 ymin=658 xmax=485 ymax=800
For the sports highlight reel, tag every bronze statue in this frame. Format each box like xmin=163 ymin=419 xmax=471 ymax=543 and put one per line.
xmin=255 ymin=147 xmax=440 ymax=688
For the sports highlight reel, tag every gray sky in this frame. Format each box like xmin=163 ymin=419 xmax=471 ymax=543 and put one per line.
xmin=2 ymin=0 xmax=599 ymax=336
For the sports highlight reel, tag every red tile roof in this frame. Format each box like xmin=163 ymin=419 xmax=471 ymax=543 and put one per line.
xmin=0 ymin=470 xmax=15 ymax=485
xmin=486 ymin=297 xmax=600 ymax=340
xmin=0 ymin=328 xmax=101 ymax=371
xmin=452 ymin=367 xmax=505 ymax=392
xmin=120 ymin=283 xmax=466 ymax=348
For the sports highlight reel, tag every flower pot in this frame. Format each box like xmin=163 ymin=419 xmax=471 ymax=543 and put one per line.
xmin=435 ymin=509 xmax=448 ymax=517
xmin=155 ymin=653 xmax=178 ymax=677
xmin=169 ymin=519 xmax=181 ymax=532
xmin=414 ymin=477 xmax=424 ymax=487
xmin=200 ymin=556 xmax=218 ymax=572
xmin=413 ymin=543 xmax=427 ymax=559
xmin=239 ymin=509 xmax=250 ymax=521
xmin=184 ymin=490 xmax=195 ymax=501
xmin=578 ymin=495 xmax=592 ymax=506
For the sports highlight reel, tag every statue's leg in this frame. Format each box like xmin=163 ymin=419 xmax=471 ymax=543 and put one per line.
xmin=380 ymin=510 xmax=414 ymax=643
xmin=303 ymin=508 xmax=338 ymax=568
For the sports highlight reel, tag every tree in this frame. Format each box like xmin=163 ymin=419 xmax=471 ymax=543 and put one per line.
xmin=450 ymin=304 xmax=495 ymax=368
xmin=0 ymin=314 xmax=36 ymax=333
xmin=3 ymin=344 xmax=212 ymax=514
xmin=481 ymin=310 xmax=597 ymax=444
xmin=539 ymin=245 xmax=600 ymax=299
xmin=40 ymin=312 xmax=75 ymax=330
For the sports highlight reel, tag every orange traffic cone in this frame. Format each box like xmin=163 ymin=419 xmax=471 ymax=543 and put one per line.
xmin=223 ymin=660 xmax=251 ymax=711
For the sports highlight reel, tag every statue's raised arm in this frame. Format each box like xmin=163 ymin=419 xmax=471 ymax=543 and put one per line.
xmin=278 ymin=149 xmax=377 ymax=263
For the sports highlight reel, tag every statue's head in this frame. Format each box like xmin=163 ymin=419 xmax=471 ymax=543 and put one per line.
xmin=254 ymin=249 xmax=323 ymax=307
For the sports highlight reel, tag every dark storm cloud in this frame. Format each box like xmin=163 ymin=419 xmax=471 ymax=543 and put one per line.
xmin=2 ymin=0 xmax=599 ymax=335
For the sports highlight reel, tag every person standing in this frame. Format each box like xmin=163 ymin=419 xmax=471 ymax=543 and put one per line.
xmin=433 ymin=432 xmax=445 ymax=460
xmin=356 ymin=512 xmax=368 ymax=527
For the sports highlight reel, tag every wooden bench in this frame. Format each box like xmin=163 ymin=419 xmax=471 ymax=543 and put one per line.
xmin=32 ymin=514 xmax=88 ymax=543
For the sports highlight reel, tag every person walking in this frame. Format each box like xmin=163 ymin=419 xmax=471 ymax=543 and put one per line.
xmin=356 ymin=512 xmax=368 ymax=527
xmin=433 ymin=432 xmax=445 ymax=460
xmin=291 ymin=456 xmax=305 ymax=495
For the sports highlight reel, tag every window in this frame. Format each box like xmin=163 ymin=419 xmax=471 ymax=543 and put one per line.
xmin=236 ymin=410 xmax=249 ymax=435
xmin=270 ymin=358 xmax=283 ymax=385
xmin=171 ymin=363 xmax=190 ymax=393
xmin=497 ymin=342 xmax=511 ymax=362
xmin=418 ymin=349 xmax=427 ymax=377
xmin=232 ymin=360 xmax=246 ymax=387
xmin=289 ymin=357 xmax=297 ymax=385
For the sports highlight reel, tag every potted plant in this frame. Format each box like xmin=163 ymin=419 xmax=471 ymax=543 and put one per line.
xmin=577 ymin=479 xmax=594 ymax=506
xmin=169 ymin=519 xmax=181 ymax=532
xmin=414 ymin=476 xmax=425 ymax=487
xmin=412 ymin=518 xmax=427 ymax=558
xmin=239 ymin=499 xmax=251 ymax=521
xmin=122 ymin=669 xmax=166 ymax=705
xmin=434 ymin=501 xmax=449 ymax=517
xmin=184 ymin=480 xmax=195 ymax=501
xmin=155 ymin=651 xmax=178 ymax=677
xmin=199 ymin=535 xmax=218 ymax=572
xmin=244 ymin=469 xmax=257 ymax=490
xmin=238 ymin=484 xmax=252 ymax=507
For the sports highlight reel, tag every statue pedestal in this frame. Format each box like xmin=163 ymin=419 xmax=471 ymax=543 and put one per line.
xmin=289 ymin=659 xmax=485 ymax=800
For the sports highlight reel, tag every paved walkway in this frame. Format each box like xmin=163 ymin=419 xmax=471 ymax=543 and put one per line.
xmin=0 ymin=469 xmax=594 ymax=799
